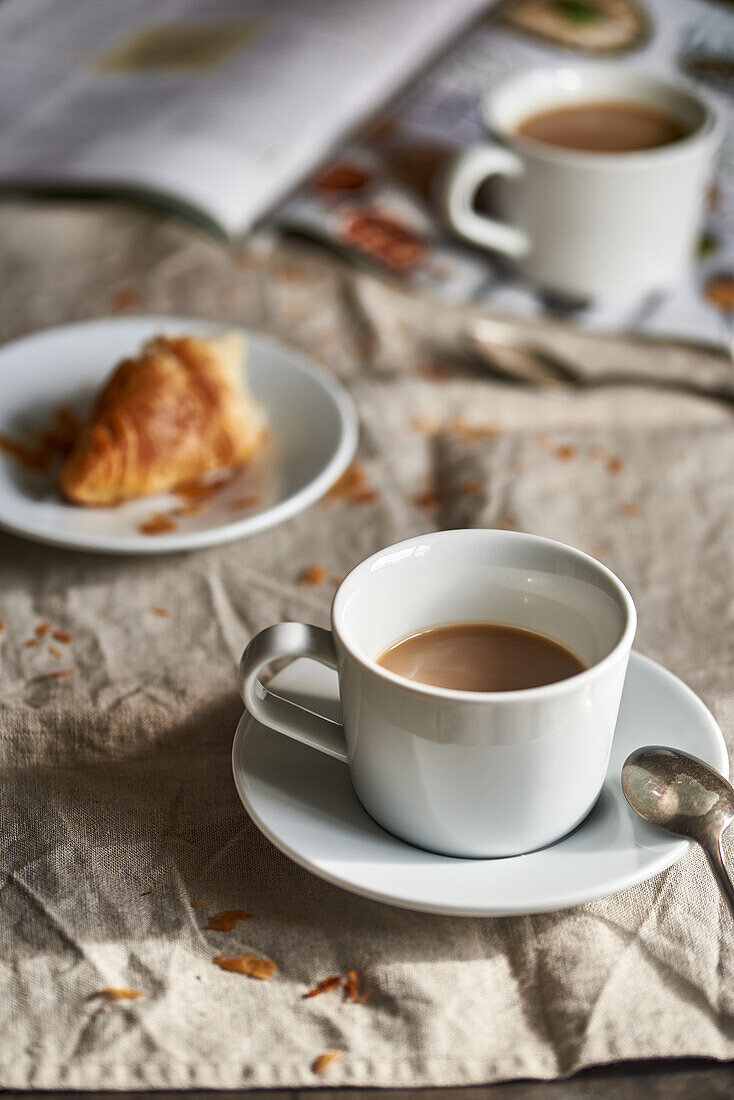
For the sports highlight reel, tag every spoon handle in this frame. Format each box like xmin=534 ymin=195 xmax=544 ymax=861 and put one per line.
xmin=700 ymin=835 xmax=734 ymax=919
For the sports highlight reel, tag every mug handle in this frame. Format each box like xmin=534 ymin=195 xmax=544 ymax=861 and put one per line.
xmin=238 ymin=622 xmax=348 ymax=763
xmin=441 ymin=145 xmax=529 ymax=257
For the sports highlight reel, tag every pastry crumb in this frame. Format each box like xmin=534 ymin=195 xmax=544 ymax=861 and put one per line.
xmin=174 ymin=472 xmax=233 ymax=504
xmin=446 ymin=416 xmax=504 ymax=442
xmin=52 ymin=629 xmax=73 ymax=644
xmin=300 ymin=563 xmax=327 ymax=586
xmin=322 ymin=463 xmax=377 ymax=507
xmin=351 ymin=487 xmax=378 ymax=505
xmin=213 ymin=952 xmax=276 ymax=980
xmin=555 ymin=444 xmax=578 ymax=461
xmin=344 ymin=968 xmax=371 ymax=1003
xmin=98 ymin=986 xmax=145 ymax=1000
xmin=412 ymin=490 xmax=442 ymax=511
xmin=139 ymin=513 xmax=177 ymax=536
xmin=152 ymin=607 xmax=169 ymax=617
xmin=303 ymin=975 xmax=342 ymax=999
xmin=312 ymin=1051 xmax=345 ymax=1075
xmin=207 ymin=909 xmax=251 ymax=932
xmin=111 ymin=286 xmax=142 ymax=312
xmin=321 ymin=462 xmax=367 ymax=503
xmin=619 ymin=501 xmax=639 ymax=517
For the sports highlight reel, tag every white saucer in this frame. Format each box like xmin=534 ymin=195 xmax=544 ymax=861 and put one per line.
xmin=233 ymin=652 xmax=729 ymax=916
xmin=0 ymin=317 xmax=357 ymax=554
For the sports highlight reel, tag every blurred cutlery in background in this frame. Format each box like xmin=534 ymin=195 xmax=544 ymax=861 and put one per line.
xmin=466 ymin=317 xmax=734 ymax=407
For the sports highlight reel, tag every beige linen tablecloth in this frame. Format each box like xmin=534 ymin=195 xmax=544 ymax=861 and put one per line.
xmin=0 ymin=203 xmax=732 ymax=1089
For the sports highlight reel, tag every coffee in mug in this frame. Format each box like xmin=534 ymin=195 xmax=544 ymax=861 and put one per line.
xmin=377 ymin=621 xmax=586 ymax=692
xmin=515 ymin=100 xmax=688 ymax=154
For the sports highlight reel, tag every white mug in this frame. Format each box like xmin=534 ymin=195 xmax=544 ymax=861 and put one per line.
xmin=441 ymin=66 xmax=721 ymax=301
xmin=239 ymin=529 xmax=636 ymax=858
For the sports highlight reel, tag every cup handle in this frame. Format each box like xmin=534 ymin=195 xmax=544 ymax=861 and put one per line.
xmin=441 ymin=145 xmax=529 ymax=257
xmin=238 ymin=622 xmax=348 ymax=763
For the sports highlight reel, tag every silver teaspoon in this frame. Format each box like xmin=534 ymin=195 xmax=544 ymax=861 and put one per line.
xmin=622 ymin=746 xmax=734 ymax=918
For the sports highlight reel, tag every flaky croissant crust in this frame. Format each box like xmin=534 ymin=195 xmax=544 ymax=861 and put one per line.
xmin=59 ymin=332 xmax=266 ymax=505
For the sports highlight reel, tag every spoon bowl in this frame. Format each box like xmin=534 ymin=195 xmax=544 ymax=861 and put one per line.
xmin=622 ymin=745 xmax=734 ymax=918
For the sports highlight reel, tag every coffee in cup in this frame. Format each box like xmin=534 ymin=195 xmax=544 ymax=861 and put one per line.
xmin=376 ymin=620 xmax=586 ymax=692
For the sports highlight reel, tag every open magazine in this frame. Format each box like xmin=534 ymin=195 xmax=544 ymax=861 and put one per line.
xmin=0 ymin=0 xmax=490 ymax=236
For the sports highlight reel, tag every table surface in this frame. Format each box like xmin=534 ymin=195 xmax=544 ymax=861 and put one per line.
xmin=1 ymin=198 xmax=732 ymax=1098
xmin=3 ymin=1058 xmax=734 ymax=1098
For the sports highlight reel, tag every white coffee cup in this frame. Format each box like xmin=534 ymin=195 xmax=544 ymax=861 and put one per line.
xmin=239 ymin=529 xmax=636 ymax=858
xmin=441 ymin=66 xmax=721 ymax=301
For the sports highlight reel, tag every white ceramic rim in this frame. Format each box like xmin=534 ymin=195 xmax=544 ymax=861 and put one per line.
xmin=331 ymin=529 xmax=637 ymax=704
xmin=0 ymin=317 xmax=359 ymax=555
xmin=483 ymin=64 xmax=722 ymax=170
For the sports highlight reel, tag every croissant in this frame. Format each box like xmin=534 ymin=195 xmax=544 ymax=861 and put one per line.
xmin=59 ymin=332 xmax=267 ymax=505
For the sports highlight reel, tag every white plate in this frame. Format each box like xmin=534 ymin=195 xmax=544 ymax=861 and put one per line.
xmin=0 ymin=317 xmax=358 ymax=554
xmin=232 ymin=652 xmax=729 ymax=916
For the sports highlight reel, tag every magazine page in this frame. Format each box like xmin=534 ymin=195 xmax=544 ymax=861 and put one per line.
xmin=0 ymin=0 xmax=491 ymax=236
